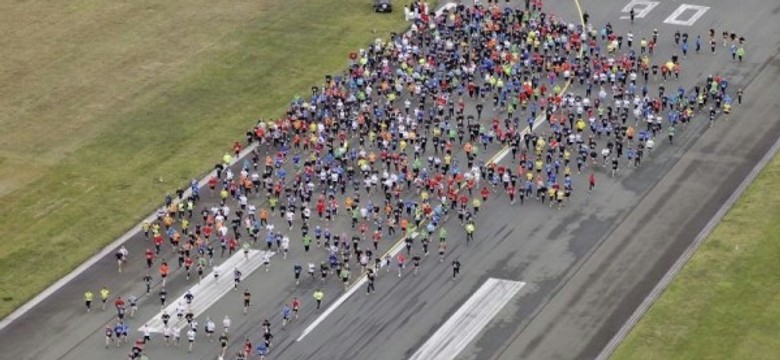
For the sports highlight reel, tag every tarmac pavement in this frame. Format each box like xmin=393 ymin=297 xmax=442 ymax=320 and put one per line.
xmin=2 ymin=1 xmax=780 ymax=360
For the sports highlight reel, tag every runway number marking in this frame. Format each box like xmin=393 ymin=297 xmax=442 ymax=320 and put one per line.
xmin=663 ymin=4 xmax=710 ymax=26
xmin=620 ymin=1 xmax=709 ymax=26
xmin=620 ymin=0 xmax=659 ymax=20
xmin=408 ymin=278 xmax=525 ymax=360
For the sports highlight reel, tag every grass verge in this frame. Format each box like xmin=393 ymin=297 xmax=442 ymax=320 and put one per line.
xmin=0 ymin=0 xmax=421 ymax=318
xmin=611 ymin=153 xmax=780 ymax=360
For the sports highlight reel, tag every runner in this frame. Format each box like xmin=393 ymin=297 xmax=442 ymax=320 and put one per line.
xmin=186 ymin=327 xmax=196 ymax=353
xmin=313 ymin=289 xmax=324 ymax=310
xmin=219 ymin=332 xmax=229 ymax=358
xmin=205 ymin=317 xmax=216 ymax=342
xmin=243 ymin=289 xmax=251 ymax=314
xmin=366 ymin=268 xmax=376 ymax=295
xmin=451 ymin=260 xmax=461 ymax=280
xmin=233 ymin=268 xmax=242 ymax=290
xmin=223 ymin=315 xmax=232 ymax=334
xmin=397 ymin=253 xmax=406 ymax=277
xmin=84 ymin=290 xmax=94 ymax=312
xmin=412 ymin=254 xmax=421 ymax=276
xmin=282 ymin=303 xmax=292 ymax=328
xmin=116 ymin=245 xmax=128 ymax=273
xmin=99 ymin=286 xmax=111 ymax=311
xmin=291 ymin=297 xmax=301 ymax=319
xmin=127 ymin=294 xmax=138 ymax=318
xmin=104 ymin=326 xmax=114 ymax=348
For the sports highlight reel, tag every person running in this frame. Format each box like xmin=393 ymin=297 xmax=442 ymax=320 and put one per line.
xmin=205 ymin=317 xmax=216 ymax=342
xmin=588 ymin=173 xmax=596 ymax=192
xmin=172 ymin=326 xmax=181 ymax=347
xmin=127 ymin=294 xmax=138 ymax=318
xmin=104 ymin=326 xmax=114 ymax=348
xmin=186 ymin=327 xmax=196 ymax=353
xmin=452 ymin=260 xmax=461 ymax=280
xmin=84 ymin=290 xmax=94 ymax=312
xmin=100 ymin=286 xmax=111 ymax=311
xmin=159 ymin=287 xmax=168 ymax=309
xmin=262 ymin=251 xmax=271 ymax=272
xmin=262 ymin=330 xmax=274 ymax=350
xmin=115 ymin=246 xmax=128 ymax=273
xmin=223 ymin=315 xmax=232 ymax=334
xmin=243 ymin=288 xmax=251 ymax=314
xmin=142 ymin=273 xmax=152 ymax=295
xmin=465 ymin=221 xmax=475 ymax=244
xmin=159 ymin=261 xmax=170 ymax=287
xmin=307 ymin=262 xmax=316 ymax=281
xmin=282 ymin=304 xmax=292 ymax=328
xmin=163 ymin=325 xmax=172 ymax=346
xmin=438 ymin=240 xmax=447 ymax=262
xmin=340 ymin=266 xmax=351 ymax=290
xmin=412 ymin=254 xmax=421 ymax=276
xmin=313 ymin=289 xmax=324 ymax=310
xmin=256 ymin=342 xmax=269 ymax=360
xmin=219 ymin=332 xmax=229 ymax=358
xmin=397 ymin=253 xmax=406 ymax=277
xmin=281 ymin=234 xmax=290 ymax=260
xmin=366 ymin=268 xmax=376 ymax=294
xmin=291 ymin=297 xmax=301 ymax=319
xmin=233 ymin=268 xmax=242 ymax=290
xmin=140 ymin=323 xmax=152 ymax=344
xmin=294 ymin=263 xmax=303 ymax=285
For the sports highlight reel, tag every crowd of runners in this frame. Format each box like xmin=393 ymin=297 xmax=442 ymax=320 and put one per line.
xmin=80 ymin=1 xmax=745 ymax=359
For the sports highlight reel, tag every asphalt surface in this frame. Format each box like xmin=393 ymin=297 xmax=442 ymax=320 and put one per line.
xmin=2 ymin=1 xmax=780 ymax=360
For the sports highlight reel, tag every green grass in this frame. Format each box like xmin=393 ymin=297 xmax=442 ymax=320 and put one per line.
xmin=0 ymin=0 xmax=422 ymax=318
xmin=611 ymin=153 xmax=780 ymax=360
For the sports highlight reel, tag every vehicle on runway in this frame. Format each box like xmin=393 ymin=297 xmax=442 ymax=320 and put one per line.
xmin=374 ymin=0 xmax=392 ymax=13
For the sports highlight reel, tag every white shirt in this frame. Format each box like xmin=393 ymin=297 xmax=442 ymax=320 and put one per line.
xmin=187 ymin=329 xmax=196 ymax=341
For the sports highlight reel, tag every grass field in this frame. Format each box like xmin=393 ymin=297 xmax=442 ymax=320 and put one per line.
xmin=0 ymin=0 xmax=421 ymax=318
xmin=611 ymin=153 xmax=780 ymax=360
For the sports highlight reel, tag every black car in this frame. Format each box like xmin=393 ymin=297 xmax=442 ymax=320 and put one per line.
xmin=374 ymin=0 xmax=392 ymax=13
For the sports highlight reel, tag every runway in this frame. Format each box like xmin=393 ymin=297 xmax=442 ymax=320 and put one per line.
xmin=1 ymin=1 xmax=779 ymax=360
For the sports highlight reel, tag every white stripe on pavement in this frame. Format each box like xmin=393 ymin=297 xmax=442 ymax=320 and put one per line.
xmin=0 ymin=140 xmax=263 ymax=330
xmin=295 ymin=231 xmax=417 ymax=342
xmin=143 ymin=249 xmax=273 ymax=333
xmin=409 ymin=278 xmax=525 ymax=360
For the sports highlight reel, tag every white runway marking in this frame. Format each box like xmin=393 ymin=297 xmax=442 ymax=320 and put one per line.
xmin=663 ymin=4 xmax=710 ymax=26
xmin=409 ymin=278 xmax=525 ymax=360
xmin=295 ymin=232 xmax=415 ymax=342
xmin=142 ymin=249 xmax=273 ymax=332
xmin=619 ymin=0 xmax=660 ymax=20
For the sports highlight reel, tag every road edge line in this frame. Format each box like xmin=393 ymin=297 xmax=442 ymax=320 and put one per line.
xmin=594 ymin=134 xmax=780 ymax=360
